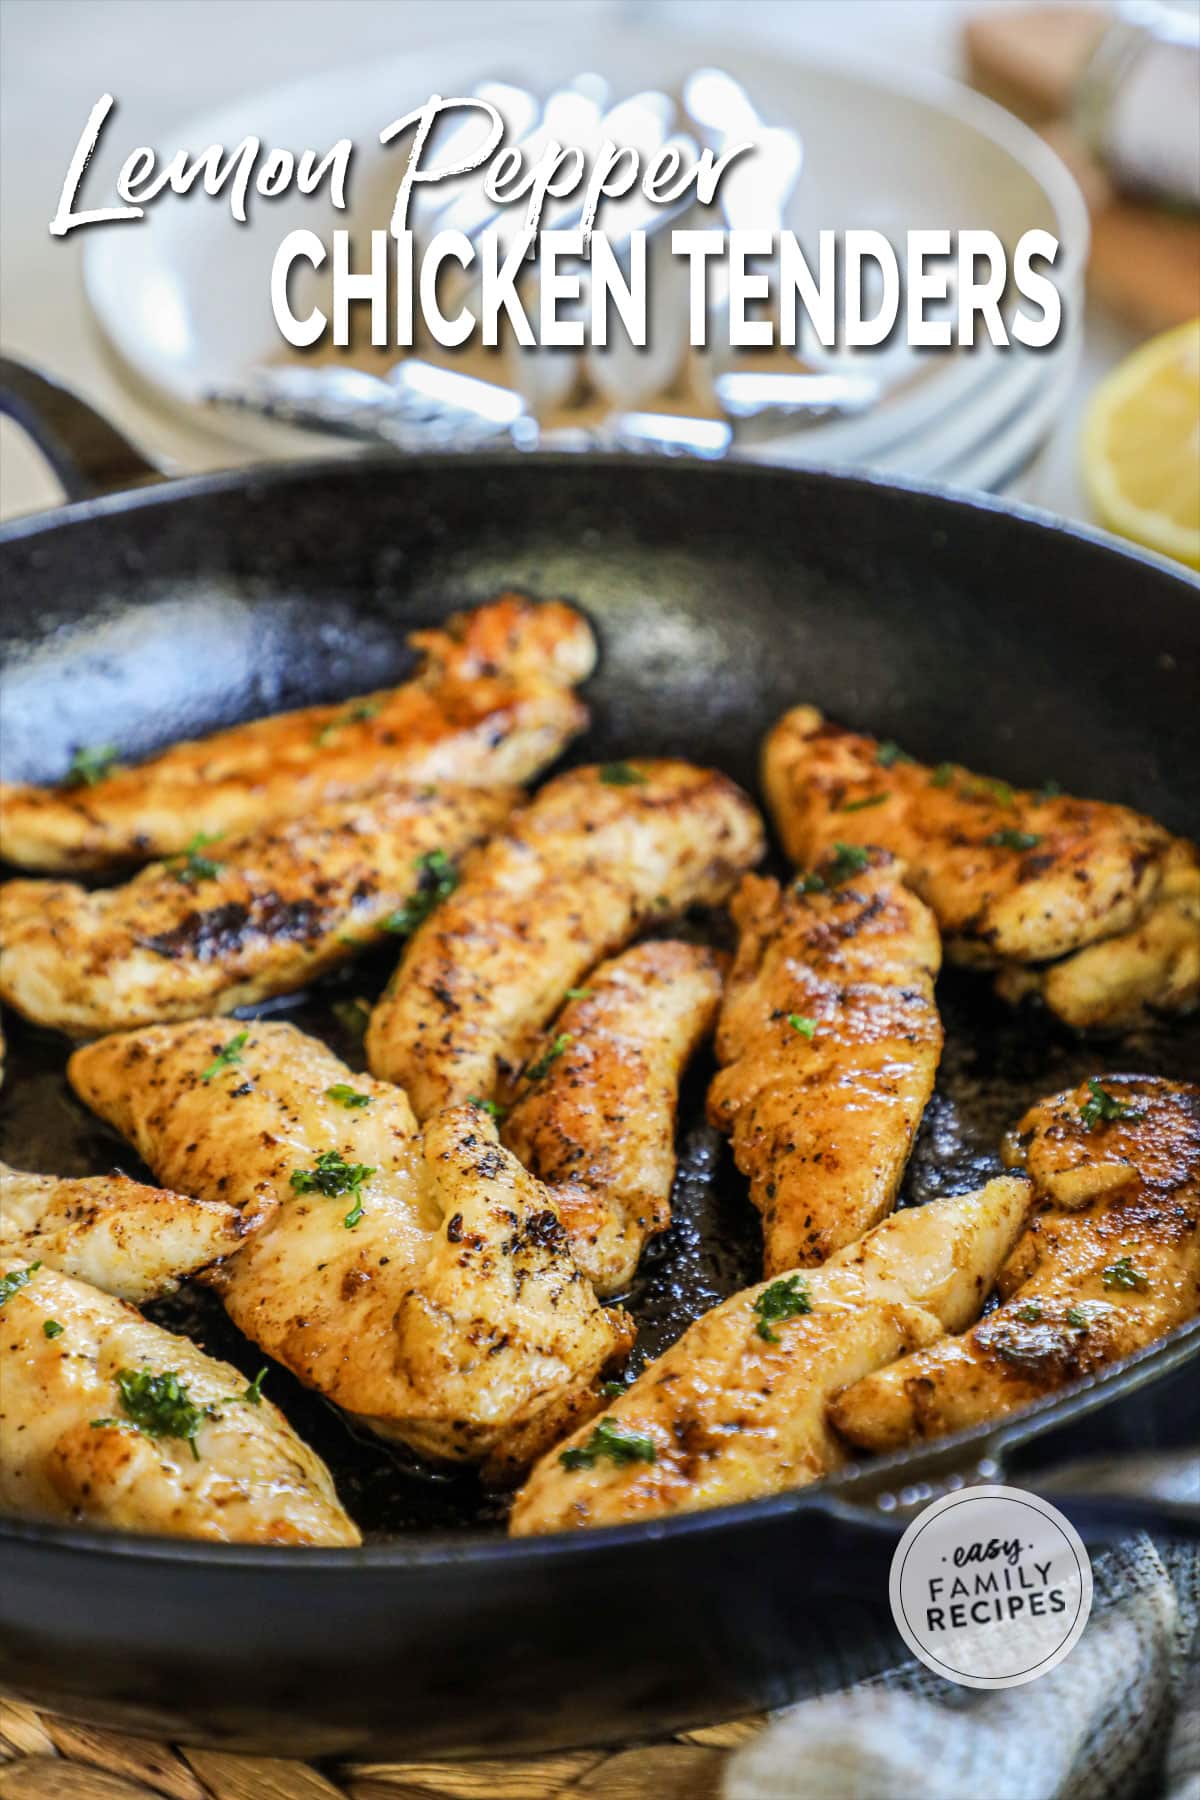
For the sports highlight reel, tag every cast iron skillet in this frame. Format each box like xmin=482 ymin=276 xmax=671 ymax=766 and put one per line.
xmin=0 ymin=361 xmax=1198 ymax=1760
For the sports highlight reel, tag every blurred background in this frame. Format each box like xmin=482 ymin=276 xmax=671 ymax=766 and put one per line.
xmin=2 ymin=0 xmax=1197 ymax=562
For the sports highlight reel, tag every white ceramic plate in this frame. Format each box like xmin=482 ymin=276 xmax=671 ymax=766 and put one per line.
xmin=945 ymin=330 xmax=1083 ymax=494
xmin=82 ymin=26 xmax=1088 ymax=477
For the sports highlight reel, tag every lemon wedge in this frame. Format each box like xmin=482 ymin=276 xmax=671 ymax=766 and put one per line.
xmin=1083 ymin=319 xmax=1200 ymax=570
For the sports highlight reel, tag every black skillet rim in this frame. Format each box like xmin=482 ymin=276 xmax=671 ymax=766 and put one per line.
xmin=1 ymin=448 xmax=1197 ymax=1568
xmin=3 ymin=444 xmax=1199 ymax=593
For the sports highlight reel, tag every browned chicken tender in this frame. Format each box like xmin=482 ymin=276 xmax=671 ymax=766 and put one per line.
xmin=0 ymin=783 xmax=516 ymax=1037
xmin=708 ymin=857 xmax=942 ymax=1274
xmin=829 ymin=1075 xmax=1200 ymax=1453
xmin=0 ymin=1259 xmax=360 ymax=1545
xmin=366 ymin=761 xmax=764 ymax=1118
xmin=0 ymin=595 xmax=594 ymax=873
xmin=502 ymin=941 xmax=724 ymax=1295
xmin=762 ymin=704 xmax=1198 ymax=1028
xmin=997 ymin=840 xmax=1200 ymax=1030
xmin=0 ymin=1162 xmax=248 ymax=1302
xmin=69 ymin=1020 xmax=631 ymax=1476
xmin=510 ymin=1177 xmax=1030 ymax=1534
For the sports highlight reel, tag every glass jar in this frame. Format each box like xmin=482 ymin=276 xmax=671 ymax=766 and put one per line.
xmin=1074 ymin=0 xmax=1200 ymax=207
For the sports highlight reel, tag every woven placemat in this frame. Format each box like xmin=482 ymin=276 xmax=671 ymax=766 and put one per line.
xmin=0 ymin=1701 xmax=763 ymax=1800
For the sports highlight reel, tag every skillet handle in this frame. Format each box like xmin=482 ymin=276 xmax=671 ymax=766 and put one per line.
xmin=0 ymin=356 xmax=162 ymax=502
xmin=822 ymin=1446 xmax=1199 ymax=1549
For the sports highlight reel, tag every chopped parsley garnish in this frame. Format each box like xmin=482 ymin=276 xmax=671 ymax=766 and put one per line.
xmin=230 ymin=1367 xmax=268 ymax=1405
xmin=564 ymin=987 xmax=592 ymax=1001
xmin=92 ymin=1368 xmax=214 ymax=1461
xmin=63 ymin=743 xmax=119 ymax=787
xmin=601 ymin=1378 xmax=630 ymax=1398
xmin=331 ymin=996 xmax=371 ymax=1040
xmin=1015 ymin=1302 xmax=1043 ymax=1324
xmin=313 ymin=699 xmax=381 ymax=746
xmin=752 ymin=1275 xmax=813 ymax=1343
xmin=930 ymin=763 xmax=955 ymax=788
xmin=985 ymin=829 xmax=1042 ymax=851
xmin=43 ymin=1319 xmax=64 ymax=1339
xmin=1101 ymin=1255 xmax=1149 ymax=1292
xmin=826 ymin=840 xmax=871 ymax=883
xmin=1036 ymin=779 xmax=1062 ymax=801
xmin=787 ymin=1014 xmax=816 ymax=1039
xmin=290 ymin=1150 xmax=375 ymax=1229
xmin=468 ymin=1095 xmax=507 ymax=1120
xmin=982 ymin=778 xmax=1016 ymax=809
xmin=0 ymin=1262 xmax=41 ymax=1307
xmin=1079 ymin=1078 xmax=1145 ymax=1132
xmin=524 ymin=1033 xmax=572 ymax=1083
xmin=325 ymin=1083 xmax=372 ymax=1109
xmin=201 ymin=1029 xmax=249 ymax=1083
xmin=172 ymin=832 xmax=223 ymax=886
xmin=876 ymin=741 xmax=913 ymax=768
xmin=841 ymin=791 xmax=890 ymax=813
xmin=383 ymin=849 xmax=458 ymax=935
xmin=1065 ymin=1305 xmax=1093 ymax=1333
xmin=559 ymin=1417 xmax=656 ymax=1470
xmin=598 ymin=762 xmax=647 ymax=786
xmin=797 ymin=841 xmax=872 ymax=893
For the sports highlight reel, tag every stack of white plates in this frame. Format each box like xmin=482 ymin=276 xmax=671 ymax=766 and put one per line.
xmin=724 ymin=53 xmax=1087 ymax=492
xmin=83 ymin=28 xmax=1088 ymax=496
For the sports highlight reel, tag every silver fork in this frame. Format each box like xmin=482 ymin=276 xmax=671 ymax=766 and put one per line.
xmin=205 ymin=358 xmax=879 ymax=457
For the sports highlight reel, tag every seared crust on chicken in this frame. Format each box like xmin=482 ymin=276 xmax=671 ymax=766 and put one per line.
xmin=996 ymin=841 xmax=1200 ymax=1030
xmin=509 ymin=1177 xmax=1030 ymax=1534
xmin=502 ymin=942 xmax=724 ymax=1295
xmin=366 ymin=761 xmax=764 ymax=1117
xmin=68 ymin=1020 xmax=631 ymax=1474
xmin=0 ymin=1162 xmax=247 ymax=1302
xmin=0 ymin=1258 xmax=359 ymax=1544
xmin=0 ymin=784 xmax=516 ymax=1037
xmin=0 ymin=595 xmax=594 ymax=873
xmin=763 ymin=705 xmax=1171 ymax=965
xmin=389 ymin=1107 xmax=633 ymax=1479
xmin=708 ymin=859 xmax=942 ymax=1274
xmin=762 ymin=705 xmax=1197 ymax=1028
xmin=829 ymin=1076 xmax=1200 ymax=1453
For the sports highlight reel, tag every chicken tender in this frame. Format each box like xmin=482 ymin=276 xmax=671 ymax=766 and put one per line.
xmin=0 ymin=1162 xmax=247 ymax=1302
xmin=366 ymin=761 xmax=764 ymax=1117
xmin=502 ymin=941 xmax=724 ymax=1295
xmin=0 ymin=1258 xmax=359 ymax=1544
xmin=708 ymin=858 xmax=942 ymax=1274
xmin=510 ymin=1176 xmax=1030 ymax=1534
xmin=0 ymin=783 xmax=515 ymax=1036
xmin=762 ymin=705 xmax=1197 ymax=1028
xmin=69 ymin=1020 xmax=631 ymax=1475
xmin=829 ymin=1076 xmax=1200 ymax=1453
xmin=0 ymin=595 xmax=593 ymax=873
xmin=997 ymin=840 xmax=1200 ymax=1030
xmin=393 ymin=1106 xmax=633 ymax=1479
